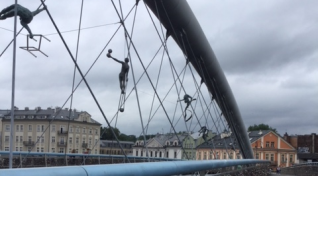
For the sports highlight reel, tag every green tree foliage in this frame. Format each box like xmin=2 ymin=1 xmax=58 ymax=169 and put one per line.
xmin=248 ymin=124 xmax=277 ymax=133
xmin=100 ymin=126 xmax=137 ymax=142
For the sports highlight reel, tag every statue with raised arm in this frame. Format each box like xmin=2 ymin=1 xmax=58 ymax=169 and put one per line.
xmin=178 ymin=94 xmax=196 ymax=121
xmin=0 ymin=4 xmax=46 ymax=39
xmin=107 ymin=49 xmax=129 ymax=94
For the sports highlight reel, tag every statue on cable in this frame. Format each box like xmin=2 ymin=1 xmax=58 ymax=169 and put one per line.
xmin=107 ymin=49 xmax=129 ymax=94
xmin=178 ymin=94 xmax=196 ymax=122
xmin=0 ymin=4 xmax=46 ymax=39
xmin=198 ymin=126 xmax=209 ymax=142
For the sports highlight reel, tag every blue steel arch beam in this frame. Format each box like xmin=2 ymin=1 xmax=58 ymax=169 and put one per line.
xmin=143 ymin=0 xmax=253 ymax=159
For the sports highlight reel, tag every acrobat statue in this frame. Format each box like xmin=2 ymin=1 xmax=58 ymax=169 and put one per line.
xmin=199 ymin=126 xmax=208 ymax=142
xmin=107 ymin=49 xmax=129 ymax=94
xmin=178 ymin=94 xmax=196 ymax=121
xmin=0 ymin=4 xmax=46 ymax=39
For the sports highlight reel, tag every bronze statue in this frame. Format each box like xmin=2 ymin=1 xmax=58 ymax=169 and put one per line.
xmin=107 ymin=49 xmax=129 ymax=94
xmin=178 ymin=94 xmax=196 ymax=121
xmin=0 ymin=4 xmax=46 ymax=39
xmin=199 ymin=126 xmax=208 ymax=142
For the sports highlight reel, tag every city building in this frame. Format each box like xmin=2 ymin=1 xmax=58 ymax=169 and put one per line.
xmin=0 ymin=107 xmax=101 ymax=154
xmin=284 ymin=133 xmax=318 ymax=163
xmin=250 ymin=130 xmax=298 ymax=167
xmin=196 ymin=131 xmax=241 ymax=160
xmin=133 ymin=133 xmax=188 ymax=159
xmin=100 ymin=140 xmax=134 ymax=155
xmin=196 ymin=130 xmax=298 ymax=167
xmin=182 ymin=130 xmax=214 ymax=160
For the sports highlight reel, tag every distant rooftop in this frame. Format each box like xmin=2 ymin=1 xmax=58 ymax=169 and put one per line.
xmin=0 ymin=106 xmax=101 ymax=125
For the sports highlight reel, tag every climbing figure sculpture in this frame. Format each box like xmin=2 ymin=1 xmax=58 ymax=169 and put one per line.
xmin=178 ymin=94 xmax=196 ymax=122
xmin=0 ymin=4 xmax=46 ymax=39
xmin=198 ymin=126 xmax=208 ymax=142
xmin=107 ymin=49 xmax=129 ymax=94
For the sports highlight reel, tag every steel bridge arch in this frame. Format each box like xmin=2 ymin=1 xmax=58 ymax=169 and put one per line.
xmin=144 ymin=0 xmax=253 ymax=159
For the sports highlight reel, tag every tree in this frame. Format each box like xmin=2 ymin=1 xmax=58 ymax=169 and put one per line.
xmin=248 ymin=124 xmax=277 ymax=133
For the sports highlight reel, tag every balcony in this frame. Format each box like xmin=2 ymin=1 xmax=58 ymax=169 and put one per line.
xmin=57 ymin=141 xmax=67 ymax=147
xmin=23 ymin=141 xmax=35 ymax=146
xmin=82 ymin=143 xmax=88 ymax=148
xmin=57 ymin=130 xmax=68 ymax=135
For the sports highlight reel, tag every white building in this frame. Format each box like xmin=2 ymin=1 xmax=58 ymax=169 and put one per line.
xmin=133 ymin=133 xmax=188 ymax=159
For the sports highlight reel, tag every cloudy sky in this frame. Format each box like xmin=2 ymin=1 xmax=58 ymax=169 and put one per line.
xmin=0 ymin=0 xmax=317 ymax=137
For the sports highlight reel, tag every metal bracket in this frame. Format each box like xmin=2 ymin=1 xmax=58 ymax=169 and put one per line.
xmin=19 ymin=34 xmax=51 ymax=57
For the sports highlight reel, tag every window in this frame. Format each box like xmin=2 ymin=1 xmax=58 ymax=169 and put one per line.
xmin=5 ymin=147 xmax=9 ymax=151
xmin=20 ymin=147 xmax=22 ymax=151
xmin=16 ymin=125 xmax=19 ymax=132
xmin=5 ymin=136 xmax=9 ymax=142
xmin=41 ymin=137 xmax=44 ymax=143
xmin=265 ymin=154 xmax=269 ymax=160
xmin=256 ymin=153 xmax=259 ymax=159
xmin=37 ymin=147 xmax=40 ymax=152
xmin=16 ymin=136 xmax=19 ymax=142
xmin=28 ymin=147 xmax=31 ymax=152
xmin=82 ymin=137 xmax=86 ymax=143
xmin=59 ymin=148 xmax=64 ymax=153
xmin=28 ymin=136 xmax=32 ymax=141
xmin=69 ymin=137 xmax=73 ymax=144
xmin=83 ymin=128 xmax=86 ymax=134
xmin=20 ymin=136 xmax=23 ymax=142
xmin=52 ymin=125 xmax=56 ymax=132
xmin=76 ymin=127 xmax=79 ymax=133
xmin=76 ymin=137 xmax=79 ymax=144
xmin=95 ymin=129 xmax=98 ymax=135
xmin=266 ymin=142 xmax=269 ymax=148
xmin=89 ymin=138 xmax=92 ymax=144
xmin=28 ymin=125 xmax=32 ymax=131
xmin=136 ymin=151 xmax=138 ymax=156
xmin=70 ymin=126 xmax=73 ymax=133
xmin=204 ymin=152 xmax=207 ymax=160
xmin=41 ymin=147 xmax=44 ymax=152
xmin=290 ymin=154 xmax=293 ymax=163
xmin=95 ymin=149 xmax=97 ymax=154
xmin=16 ymin=147 xmax=19 ymax=151
xmin=150 ymin=151 xmax=153 ymax=157
xmin=166 ymin=152 xmax=169 ymax=158
xmin=52 ymin=148 xmax=55 ymax=153
xmin=271 ymin=142 xmax=275 ymax=148
xmin=281 ymin=154 xmax=285 ymax=162
xmin=37 ymin=125 xmax=40 ymax=132
xmin=5 ymin=125 xmax=10 ymax=131
xmin=52 ymin=136 xmax=55 ymax=143
xmin=223 ymin=152 xmax=226 ymax=159
xmin=174 ymin=152 xmax=177 ymax=159
xmin=270 ymin=154 xmax=274 ymax=161
xmin=199 ymin=152 xmax=202 ymax=160
xmin=20 ymin=125 xmax=23 ymax=132
xmin=141 ymin=151 xmax=143 ymax=157
xmin=159 ymin=151 xmax=162 ymax=158
xmin=89 ymin=129 xmax=92 ymax=134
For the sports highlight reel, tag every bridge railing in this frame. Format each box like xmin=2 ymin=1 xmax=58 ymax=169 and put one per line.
xmin=0 ymin=159 xmax=270 ymax=176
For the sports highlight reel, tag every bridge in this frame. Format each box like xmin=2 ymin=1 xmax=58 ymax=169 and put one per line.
xmin=0 ymin=151 xmax=270 ymax=176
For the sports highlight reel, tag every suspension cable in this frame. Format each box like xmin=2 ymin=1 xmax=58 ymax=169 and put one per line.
xmin=111 ymin=0 xmax=190 ymax=160
xmin=65 ymin=0 xmax=85 ymax=159
xmin=40 ymin=0 xmax=130 ymax=162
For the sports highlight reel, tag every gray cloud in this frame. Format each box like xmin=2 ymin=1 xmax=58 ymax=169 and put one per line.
xmin=1 ymin=0 xmax=317 ymax=137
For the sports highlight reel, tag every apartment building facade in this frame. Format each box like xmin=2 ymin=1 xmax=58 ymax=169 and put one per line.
xmin=0 ymin=107 xmax=101 ymax=154
xmin=133 ymin=133 xmax=188 ymax=159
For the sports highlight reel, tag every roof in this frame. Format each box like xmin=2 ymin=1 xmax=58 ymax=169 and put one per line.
xmin=248 ymin=130 xmax=272 ymax=143
xmin=197 ymin=133 xmax=238 ymax=150
xmin=0 ymin=107 xmax=101 ymax=125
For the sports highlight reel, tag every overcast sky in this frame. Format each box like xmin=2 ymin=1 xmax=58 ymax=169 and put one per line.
xmin=0 ymin=0 xmax=317 ymax=136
